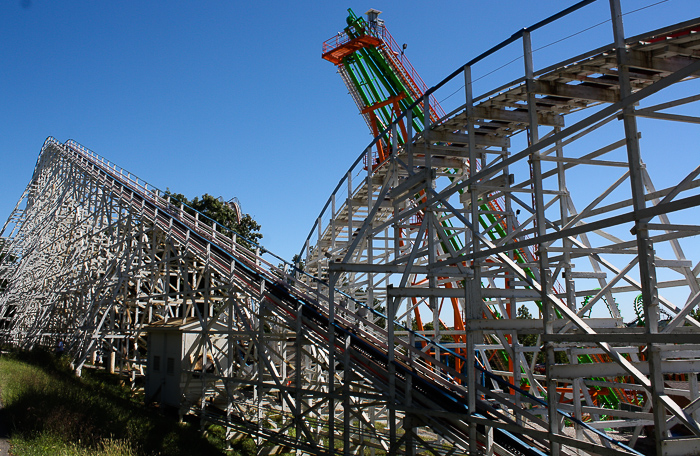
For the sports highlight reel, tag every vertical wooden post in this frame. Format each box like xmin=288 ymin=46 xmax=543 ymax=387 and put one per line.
xmin=327 ymin=275 xmax=336 ymax=452
xmin=464 ymin=63 xmax=481 ymax=454
xmin=387 ymin=290 xmax=397 ymax=453
xmin=523 ymin=28 xmax=561 ymax=455
xmin=608 ymin=0 xmax=666 ymax=452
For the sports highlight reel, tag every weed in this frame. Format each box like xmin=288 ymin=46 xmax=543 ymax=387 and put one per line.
xmin=0 ymin=349 xmax=229 ymax=456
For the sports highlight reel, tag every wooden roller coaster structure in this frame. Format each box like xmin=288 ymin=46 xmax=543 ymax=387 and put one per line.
xmin=2 ymin=1 xmax=700 ymax=454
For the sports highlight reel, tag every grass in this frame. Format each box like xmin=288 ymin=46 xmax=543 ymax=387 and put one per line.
xmin=0 ymin=348 xmax=258 ymax=456
xmin=9 ymin=434 xmax=136 ymax=456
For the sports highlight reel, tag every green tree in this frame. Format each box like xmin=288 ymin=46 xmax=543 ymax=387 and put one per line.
xmin=517 ymin=304 xmax=569 ymax=364
xmin=411 ymin=320 xmax=452 ymax=343
xmin=165 ymin=191 xmax=262 ymax=249
xmin=291 ymin=254 xmax=305 ymax=272
xmin=516 ymin=305 xmax=539 ymax=349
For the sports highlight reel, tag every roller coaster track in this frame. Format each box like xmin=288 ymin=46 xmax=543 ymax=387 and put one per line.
xmin=0 ymin=138 xmax=549 ymax=455
xmin=2 ymin=1 xmax=700 ymax=455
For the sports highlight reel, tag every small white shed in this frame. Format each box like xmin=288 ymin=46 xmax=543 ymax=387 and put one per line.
xmin=144 ymin=318 xmax=224 ymax=409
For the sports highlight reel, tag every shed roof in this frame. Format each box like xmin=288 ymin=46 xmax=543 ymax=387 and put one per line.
xmin=144 ymin=317 xmax=232 ymax=333
xmin=143 ymin=317 xmax=200 ymax=332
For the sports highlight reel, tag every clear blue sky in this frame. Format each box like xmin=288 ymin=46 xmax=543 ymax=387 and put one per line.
xmin=1 ymin=0 xmax=697 ymax=262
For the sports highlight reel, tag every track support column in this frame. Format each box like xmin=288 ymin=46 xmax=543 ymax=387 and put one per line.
xmin=327 ymin=274 xmax=337 ymax=452
xmin=388 ymin=290 xmax=397 ymax=454
xmin=608 ymin=1 xmax=666 ymax=453
xmin=523 ymin=29 xmax=561 ymax=456
xmin=464 ymin=64 xmax=483 ymax=455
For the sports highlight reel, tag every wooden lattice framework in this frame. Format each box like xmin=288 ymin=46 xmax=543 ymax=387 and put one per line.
xmin=1 ymin=2 xmax=700 ymax=455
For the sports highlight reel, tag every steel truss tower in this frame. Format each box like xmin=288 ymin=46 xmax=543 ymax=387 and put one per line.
xmin=1 ymin=1 xmax=700 ymax=455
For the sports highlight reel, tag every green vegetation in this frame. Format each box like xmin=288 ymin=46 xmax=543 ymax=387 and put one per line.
xmin=0 ymin=349 xmax=257 ymax=456
xmin=516 ymin=304 xmax=539 ymax=355
xmin=516 ymin=305 xmax=569 ymax=365
xmin=165 ymin=191 xmax=262 ymax=249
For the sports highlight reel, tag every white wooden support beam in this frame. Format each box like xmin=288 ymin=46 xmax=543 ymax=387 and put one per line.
xmin=430 ymin=130 xmax=511 ymax=148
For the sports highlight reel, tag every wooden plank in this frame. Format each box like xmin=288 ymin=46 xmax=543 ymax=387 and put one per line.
xmin=633 ymin=110 xmax=700 ymax=125
xmin=408 ymin=156 xmax=465 ymax=169
xmin=465 ymin=318 xmax=622 ymax=331
xmin=532 ymin=80 xmax=619 ymax=103
xmin=662 ymin=438 xmax=700 ymax=456
xmin=652 ymin=44 xmax=700 ymax=59
xmin=544 ymin=333 xmax=700 ymax=345
xmin=349 ymin=198 xmax=393 ymax=208
xmin=387 ymin=287 xmax=542 ymax=299
xmin=472 ymin=105 xmax=564 ymax=127
xmin=430 ymin=130 xmax=510 ymax=148
xmin=620 ymin=50 xmax=700 ymax=75
xmin=328 ymin=263 xmax=432 ymax=274
xmin=550 ymin=359 xmax=700 ymax=378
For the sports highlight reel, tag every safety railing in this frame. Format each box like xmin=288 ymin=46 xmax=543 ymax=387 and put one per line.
xmin=372 ymin=23 xmax=446 ymax=121
xmin=302 ymin=0 xmax=599 ymax=258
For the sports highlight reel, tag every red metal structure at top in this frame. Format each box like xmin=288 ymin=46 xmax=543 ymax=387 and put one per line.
xmin=322 ymin=8 xmax=445 ymax=166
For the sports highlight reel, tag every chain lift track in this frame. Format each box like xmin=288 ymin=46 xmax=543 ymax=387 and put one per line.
xmin=2 ymin=1 xmax=700 ymax=455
